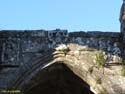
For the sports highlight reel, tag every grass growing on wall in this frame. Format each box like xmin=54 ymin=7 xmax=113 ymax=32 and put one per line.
xmin=121 ymin=64 xmax=125 ymax=76
xmin=95 ymin=51 xmax=105 ymax=74
xmin=95 ymin=51 xmax=105 ymax=67
xmin=59 ymin=49 xmax=69 ymax=56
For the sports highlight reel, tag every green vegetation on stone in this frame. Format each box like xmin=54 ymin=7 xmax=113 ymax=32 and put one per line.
xmin=59 ymin=49 xmax=69 ymax=56
xmin=121 ymin=64 xmax=125 ymax=76
xmin=95 ymin=51 xmax=105 ymax=68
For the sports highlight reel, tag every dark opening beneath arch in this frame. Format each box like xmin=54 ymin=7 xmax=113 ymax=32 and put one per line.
xmin=23 ymin=63 xmax=94 ymax=94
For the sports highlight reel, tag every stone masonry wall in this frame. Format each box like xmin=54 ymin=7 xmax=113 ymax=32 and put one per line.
xmin=0 ymin=29 xmax=122 ymax=90
xmin=0 ymin=29 xmax=122 ymax=65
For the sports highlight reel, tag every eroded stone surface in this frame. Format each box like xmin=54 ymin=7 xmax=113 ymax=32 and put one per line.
xmin=0 ymin=30 xmax=124 ymax=94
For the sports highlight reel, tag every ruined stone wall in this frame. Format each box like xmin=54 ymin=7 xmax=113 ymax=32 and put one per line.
xmin=0 ymin=29 xmax=123 ymax=91
xmin=0 ymin=29 xmax=122 ymax=66
xmin=69 ymin=31 xmax=122 ymax=63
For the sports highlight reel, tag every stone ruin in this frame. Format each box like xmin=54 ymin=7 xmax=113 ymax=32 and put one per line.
xmin=0 ymin=30 xmax=122 ymax=65
xmin=0 ymin=1 xmax=125 ymax=94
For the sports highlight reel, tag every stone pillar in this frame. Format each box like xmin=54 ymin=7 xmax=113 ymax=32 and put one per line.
xmin=120 ymin=0 xmax=125 ymax=60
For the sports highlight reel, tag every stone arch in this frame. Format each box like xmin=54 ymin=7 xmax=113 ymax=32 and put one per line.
xmin=12 ymin=51 xmax=94 ymax=94
xmin=18 ymin=62 xmax=95 ymax=94
xmin=11 ymin=48 xmax=117 ymax=94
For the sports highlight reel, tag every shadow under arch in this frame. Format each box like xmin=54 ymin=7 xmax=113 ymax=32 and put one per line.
xmin=21 ymin=62 xmax=95 ymax=94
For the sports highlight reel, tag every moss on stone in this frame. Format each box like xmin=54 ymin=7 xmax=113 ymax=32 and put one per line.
xmin=121 ymin=65 xmax=125 ymax=76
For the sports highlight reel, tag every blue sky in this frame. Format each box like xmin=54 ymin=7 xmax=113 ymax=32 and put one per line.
xmin=0 ymin=0 xmax=122 ymax=32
